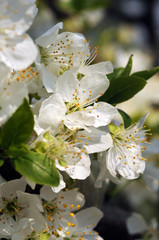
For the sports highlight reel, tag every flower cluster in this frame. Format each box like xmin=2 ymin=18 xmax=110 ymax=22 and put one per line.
xmin=0 ymin=0 xmax=153 ymax=239
xmin=0 ymin=178 xmax=103 ymax=240
xmin=0 ymin=0 xmax=150 ymax=188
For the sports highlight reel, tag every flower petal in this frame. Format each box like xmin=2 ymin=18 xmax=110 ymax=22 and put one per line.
xmin=0 ymin=35 xmax=37 ymax=70
xmin=0 ymin=0 xmax=37 ymax=37
xmin=36 ymin=22 xmax=63 ymax=47
xmin=86 ymin=102 xmax=118 ymax=128
xmin=79 ymin=61 xmax=113 ymax=76
xmin=77 ymin=128 xmax=113 ymax=154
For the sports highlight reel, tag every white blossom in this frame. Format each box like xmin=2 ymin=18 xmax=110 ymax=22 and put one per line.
xmin=12 ymin=218 xmax=56 ymax=240
xmin=0 ymin=0 xmax=38 ymax=70
xmin=0 ymin=178 xmax=44 ymax=238
xmin=35 ymin=71 xmax=118 ymax=133
xmin=35 ymin=22 xmax=86 ymax=92
xmin=57 ymin=207 xmax=104 ymax=240
xmin=107 ymin=113 xmax=149 ymax=179
xmin=96 ymin=113 xmax=150 ymax=185
xmin=32 ymin=126 xmax=112 ymax=182
xmin=35 ymin=22 xmax=113 ymax=93
xmin=39 ymin=186 xmax=85 ymax=237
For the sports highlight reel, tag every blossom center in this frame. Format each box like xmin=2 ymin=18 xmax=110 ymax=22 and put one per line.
xmin=0 ymin=197 xmax=22 ymax=217
xmin=25 ymin=230 xmax=50 ymax=240
xmin=43 ymin=201 xmax=56 ymax=216
xmin=109 ymin=123 xmax=150 ymax=165
xmin=65 ymin=97 xmax=84 ymax=114
xmin=45 ymin=137 xmax=67 ymax=166
xmin=39 ymin=34 xmax=75 ymax=73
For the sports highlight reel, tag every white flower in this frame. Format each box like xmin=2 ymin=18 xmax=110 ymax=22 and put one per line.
xmin=39 ymin=186 xmax=85 ymax=237
xmin=106 ymin=113 xmax=149 ymax=180
xmin=32 ymin=129 xmax=90 ymax=180
xmin=35 ymin=71 xmax=118 ymax=133
xmin=57 ymin=207 xmax=104 ymax=240
xmin=95 ymin=113 xmax=150 ymax=186
xmin=35 ymin=23 xmax=113 ymax=93
xmin=0 ymin=64 xmax=28 ymax=126
xmin=0 ymin=0 xmax=38 ymax=70
xmin=35 ymin=22 xmax=87 ymax=92
xmin=12 ymin=218 xmax=56 ymax=240
xmin=0 ymin=178 xmax=26 ymax=238
xmin=32 ymin=126 xmax=112 ymax=181
xmin=0 ymin=178 xmax=43 ymax=238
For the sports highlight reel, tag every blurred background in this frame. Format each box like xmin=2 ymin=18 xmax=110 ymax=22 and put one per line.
xmin=29 ymin=1 xmax=159 ymax=239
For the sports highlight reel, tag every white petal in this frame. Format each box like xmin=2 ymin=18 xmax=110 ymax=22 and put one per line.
xmin=0 ymin=0 xmax=37 ymax=36
xmin=17 ymin=191 xmax=42 ymax=209
xmin=79 ymin=61 xmax=113 ymax=75
xmin=0 ymin=178 xmax=26 ymax=198
xmin=40 ymin=185 xmax=58 ymax=201
xmin=0 ymin=63 xmax=11 ymax=87
xmin=106 ymin=147 xmax=120 ymax=178
xmin=37 ymin=93 xmax=66 ymax=130
xmin=77 ymin=128 xmax=113 ymax=154
xmin=36 ymin=22 xmax=63 ymax=47
xmin=135 ymin=112 xmax=149 ymax=129
xmin=86 ymin=102 xmax=118 ymax=128
xmin=75 ymin=207 xmax=103 ymax=229
xmin=0 ymin=215 xmax=18 ymax=238
xmin=40 ymin=64 xmax=57 ymax=93
xmin=79 ymin=73 xmax=109 ymax=102
xmin=57 ymin=153 xmax=91 ymax=180
xmin=0 ymin=35 xmax=37 ymax=70
xmin=51 ymin=174 xmax=66 ymax=193
xmin=57 ymin=190 xmax=85 ymax=210
xmin=107 ymin=144 xmax=146 ymax=180
xmin=64 ymin=111 xmax=95 ymax=131
xmin=0 ymin=81 xmax=28 ymax=126
xmin=55 ymin=71 xmax=79 ymax=102
xmin=117 ymin=152 xmax=145 ymax=179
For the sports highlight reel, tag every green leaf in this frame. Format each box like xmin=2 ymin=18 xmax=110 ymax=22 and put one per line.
xmin=107 ymin=67 xmax=124 ymax=81
xmin=0 ymin=99 xmax=34 ymax=149
xmin=120 ymin=55 xmax=133 ymax=77
xmin=12 ymin=150 xmax=60 ymax=187
xmin=0 ymin=159 xmax=4 ymax=167
xmin=131 ymin=66 xmax=159 ymax=80
xmin=7 ymin=144 xmax=29 ymax=158
xmin=107 ymin=55 xmax=133 ymax=81
xmin=118 ymin=109 xmax=132 ymax=128
xmin=100 ymin=76 xmax=147 ymax=105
